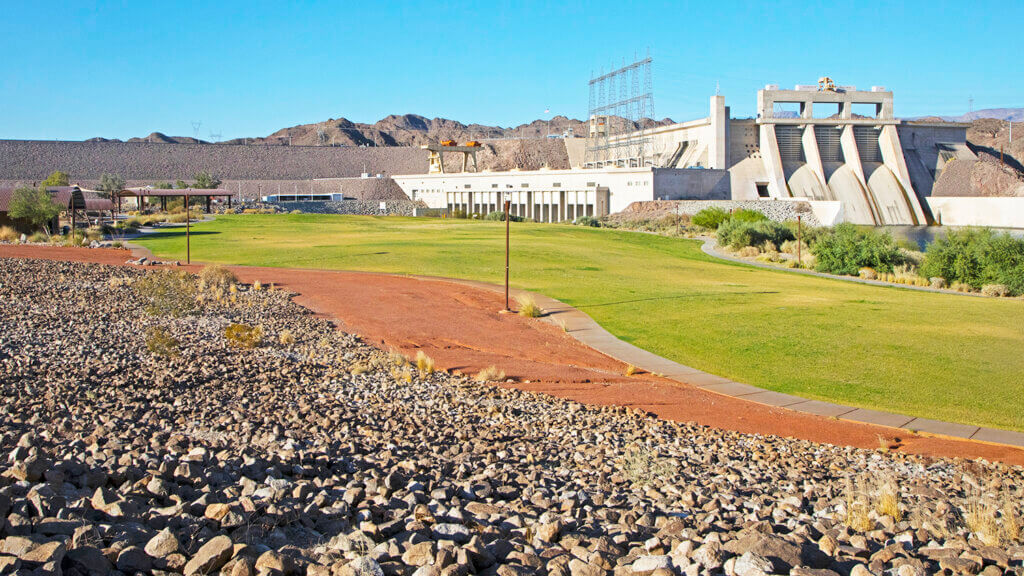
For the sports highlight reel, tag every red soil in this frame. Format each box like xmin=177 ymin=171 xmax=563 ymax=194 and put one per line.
xmin=4 ymin=243 xmax=1024 ymax=466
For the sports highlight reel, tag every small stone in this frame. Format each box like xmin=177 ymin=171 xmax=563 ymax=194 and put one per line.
xmin=402 ymin=542 xmax=436 ymax=567
xmin=145 ymin=529 xmax=180 ymax=558
xmin=733 ymin=551 xmax=773 ymax=576
xmin=184 ymin=535 xmax=234 ymax=576
xmin=632 ymin=555 xmax=672 ymax=572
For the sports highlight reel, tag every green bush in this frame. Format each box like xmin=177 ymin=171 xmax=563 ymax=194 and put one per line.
xmin=484 ymin=211 xmax=524 ymax=222
xmin=717 ymin=219 xmax=794 ymax=250
xmin=691 ymin=207 xmax=730 ymax=230
xmin=574 ymin=216 xmax=601 ymax=227
xmin=920 ymin=228 xmax=1024 ymax=295
xmin=731 ymin=209 xmax=769 ymax=223
xmin=134 ymin=270 xmax=200 ymax=317
xmin=812 ymin=224 xmax=904 ymax=276
xmin=782 ymin=220 xmax=829 ymax=247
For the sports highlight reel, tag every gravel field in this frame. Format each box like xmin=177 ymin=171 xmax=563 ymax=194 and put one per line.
xmin=1 ymin=259 xmax=1023 ymax=576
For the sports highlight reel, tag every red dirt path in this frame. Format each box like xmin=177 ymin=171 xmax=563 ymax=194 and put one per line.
xmin=4 ymin=244 xmax=1024 ymax=466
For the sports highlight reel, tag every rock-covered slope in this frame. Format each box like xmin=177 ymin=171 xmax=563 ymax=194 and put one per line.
xmin=1 ymin=257 xmax=1023 ymax=576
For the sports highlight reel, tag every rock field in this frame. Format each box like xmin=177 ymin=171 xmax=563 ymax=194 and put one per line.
xmin=1 ymin=258 xmax=1023 ymax=576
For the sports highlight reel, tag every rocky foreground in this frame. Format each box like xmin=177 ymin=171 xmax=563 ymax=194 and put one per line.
xmin=0 ymin=259 xmax=1022 ymax=576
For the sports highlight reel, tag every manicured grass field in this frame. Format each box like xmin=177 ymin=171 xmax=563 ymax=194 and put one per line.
xmin=137 ymin=214 xmax=1024 ymax=431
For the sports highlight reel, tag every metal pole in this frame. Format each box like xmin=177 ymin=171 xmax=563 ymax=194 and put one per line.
xmin=185 ymin=193 xmax=191 ymax=264
xmin=504 ymin=199 xmax=510 ymax=312
xmin=797 ymin=215 xmax=802 ymax=267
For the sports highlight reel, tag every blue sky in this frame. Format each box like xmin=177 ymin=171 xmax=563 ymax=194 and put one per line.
xmin=1 ymin=0 xmax=1020 ymax=141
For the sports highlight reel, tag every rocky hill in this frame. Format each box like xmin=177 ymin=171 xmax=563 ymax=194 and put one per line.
xmin=90 ymin=114 xmax=673 ymax=147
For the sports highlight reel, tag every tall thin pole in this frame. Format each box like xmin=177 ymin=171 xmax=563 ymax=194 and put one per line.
xmin=797 ymin=215 xmax=802 ymax=268
xmin=504 ymin=199 xmax=510 ymax=312
xmin=185 ymin=193 xmax=191 ymax=264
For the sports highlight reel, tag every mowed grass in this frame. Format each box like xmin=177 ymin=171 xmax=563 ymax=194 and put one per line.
xmin=137 ymin=214 xmax=1024 ymax=431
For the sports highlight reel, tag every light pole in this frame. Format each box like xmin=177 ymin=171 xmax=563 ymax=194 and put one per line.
xmin=796 ymin=215 xmax=802 ymax=268
xmin=504 ymin=192 xmax=511 ymax=312
xmin=185 ymin=192 xmax=191 ymax=264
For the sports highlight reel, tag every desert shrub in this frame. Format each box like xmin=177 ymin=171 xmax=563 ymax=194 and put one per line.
xmin=484 ymin=211 xmax=523 ymax=222
xmin=858 ymin=267 xmax=877 ymax=280
xmin=782 ymin=220 xmax=830 ymax=247
xmin=199 ymin=264 xmax=237 ymax=291
xmin=224 ymin=323 xmax=263 ymax=348
xmin=0 ymin=226 xmax=18 ymax=242
xmin=921 ymin=228 xmax=1024 ymax=295
xmin=731 ymin=208 xmax=768 ymax=223
xmin=278 ymin=330 xmax=296 ymax=345
xmin=951 ymin=281 xmax=974 ymax=293
xmin=84 ymin=227 xmax=104 ymax=242
xmin=690 ymin=207 xmax=730 ymax=230
xmin=929 ymin=277 xmax=946 ymax=289
xmin=716 ymin=218 xmax=794 ymax=250
xmin=617 ymin=445 xmax=676 ymax=485
xmin=574 ymin=216 xmax=601 ymax=227
xmin=475 ymin=365 xmax=505 ymax=382
xmin=737 ymin=246 xmax=759 ymax=258
xmin=656 ymin=212 xmax=689 ymax=231
xmin=982 ymin=284 xmax=1010 ymax=297
xmin=145 ymin=327 xmax=180 ymax=358
xmin=415 ymin=351 xmax=435 ymax=376
xmin=134 ymin=270 xmax=199 ymax=317
xmin=515 ymin=294 xmax=543 ymax=317
xmin=28 ymin=232 xmax=48 ymax=243
xmin=812 ymin=224 xmax=904 ymax=276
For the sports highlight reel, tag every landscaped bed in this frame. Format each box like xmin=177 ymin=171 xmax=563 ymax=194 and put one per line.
xmin=134 ymin=214 xmax=1024 ymax=432
xmin=1 ymin=257 xmax=1023 ymax=576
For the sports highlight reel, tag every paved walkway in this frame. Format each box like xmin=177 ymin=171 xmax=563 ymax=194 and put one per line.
xmin=441 ymin=272 xmax=1024 ymax=450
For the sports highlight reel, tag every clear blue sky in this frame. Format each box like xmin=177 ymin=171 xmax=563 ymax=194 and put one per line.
xmin=1 ymin=0 xmax=1020 ymax=141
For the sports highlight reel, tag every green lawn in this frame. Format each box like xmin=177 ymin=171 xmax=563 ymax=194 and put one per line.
xmin=136 ymin=214 xmax=1024 ymax=431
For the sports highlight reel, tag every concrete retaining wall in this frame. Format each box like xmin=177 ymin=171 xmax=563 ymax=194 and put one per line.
xmin=926 ymin=197 xmax=1024 ymax=228
xmin=267 ymin=200 xmax=421 ymax=216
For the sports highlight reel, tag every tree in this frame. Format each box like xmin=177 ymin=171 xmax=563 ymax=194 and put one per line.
xmin=153 ymin=181 xmax=174 ymax=190
xmin=40 ymin=171 xmax=70 ymax=187
xmin=97 ymin=173 xmax=125 ymax=199
xmin=8 ymin=186 xmax=62 ymax=234
xmin=192 ymin=171 xmax=221 ymax=189
xmin=175 ymin=180 xmax=188 ymax=190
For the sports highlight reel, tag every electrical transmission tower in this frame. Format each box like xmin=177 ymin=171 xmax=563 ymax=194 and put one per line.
xmin=209 ymin=130 xmax=222 ymax=143
xmin=191 ymin=121 xmax=202 ymax=140
xmin=585 ymin=52 xmax=654 ymax=168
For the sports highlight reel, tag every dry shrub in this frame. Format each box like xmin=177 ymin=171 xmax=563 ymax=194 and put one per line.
xmin=858 ymin=267 xmax=877 ymax=280
xmin=737 ymin=246 xmax=759 ymax=258
xmin=349 ymin=362 xmax=368 ymax=375
xmin=964 ymin=496 xmax=1002 ymax=546
xmin=981 ymin=284 xmax=1009 ymax=297
xmin=0 ymin=226 xmax=19 ymax=242
xmin=278 ymin=330 xmax=296 ymax=346
xmin=415 ymin=351 xmax=435 ymax=376
xmin=618 ymin=445 xmax=676 ymax=485
xmin=134 ymin=270 xmax=199 ymax=317
xmin=475 ymin=365 xmax=505 ymax=382
xmin=28 ymin=232 xmax=48 ymax=243
xmin=624 ymin=364 xmax=638 ymax=376
xmin=515 ymin=294 xmax=543 ymax=318
xmin=145 ymin=326 xmax=180 ymax=358
xmin=875 ymin=480 xmax=903 ymax=522
xmin=951 ymin=281 xmax=974 ymax=293
xmin=253 ymin=280 xmax=263 ymax=291
xmin=199 ymin=264 xmax=237 ymax=291
xmin=224 ymin=323 xmax=263 ymax=348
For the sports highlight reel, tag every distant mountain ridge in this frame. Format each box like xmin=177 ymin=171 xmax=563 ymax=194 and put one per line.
xmin=915 ymin=107 xmax=1024 ymax=122
xmin=87 ymin=114 xmax=675 ymax=146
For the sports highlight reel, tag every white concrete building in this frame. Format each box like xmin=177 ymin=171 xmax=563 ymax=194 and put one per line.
xmin=392 ymin=166 xmax=729 ymax=222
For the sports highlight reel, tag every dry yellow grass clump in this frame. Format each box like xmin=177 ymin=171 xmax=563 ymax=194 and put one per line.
xmin=515 ymin=294 xmax=543 ymax=318
xmin=415 ymin=350 xmax=435 ymax=376
xmin=475 ymin=365 xmax=505 ymax=382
